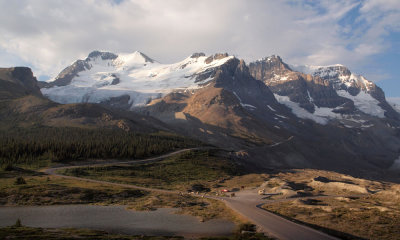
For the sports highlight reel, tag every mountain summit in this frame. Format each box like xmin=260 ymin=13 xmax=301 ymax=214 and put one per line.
xmin=36 ymin=51 xmax=400 ymax=177
xmin=41 ymin=51 xmax=234 ymax=108
xmin=249 ymin=56 xmax=398 ymax=125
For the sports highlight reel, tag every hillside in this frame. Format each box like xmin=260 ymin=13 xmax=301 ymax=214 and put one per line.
xmin=4 ymin=50 xmax=400 ymax=180
xmin=0 ymin=67 xmax=199 ymax=167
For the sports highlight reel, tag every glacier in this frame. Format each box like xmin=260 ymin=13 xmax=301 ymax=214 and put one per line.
xmin=41 ymin=51 xmax=233 ymax=109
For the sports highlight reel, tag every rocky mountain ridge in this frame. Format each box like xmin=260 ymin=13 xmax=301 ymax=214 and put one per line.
xmin=249 ymin=55 xmax=398 ymax=125
xmin=41 ymin=51 xmax=235 ymax=108
xmin=13 ymin=50 xmax=400 ymax=179
xmin=0 ymin=67 xmax=42 ymax=100
xmin=0 ymin=67 xmax=170 ymax=134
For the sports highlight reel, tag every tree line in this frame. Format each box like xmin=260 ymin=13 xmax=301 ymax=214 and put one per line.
xmin=0 ymin=127 xmax=200 ymax=165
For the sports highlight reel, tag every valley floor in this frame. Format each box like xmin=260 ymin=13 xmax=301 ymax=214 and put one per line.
xmin=1 ymin=150 xmax=400 ymax=240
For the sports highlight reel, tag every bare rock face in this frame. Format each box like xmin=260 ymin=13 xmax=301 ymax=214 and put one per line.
xmin=100 ymin=95 xmax=131 ymax=110
xmin=23 ymin=50 xmax=400 ymax=179
xmin=87 ymin=51 xmax=118 ymax=60
xmin=214 ymin=58 xmax=278 ymax=107
xmin=110 ymin=74 xmax=120 ymax=85
xmin=136 ymin=56 xmax=289 ymax=149
xmin=249 ymin=55 xmax=292 ymax=81
xmin=10 ymin=67 xmax=41 ymax=94
xmin=249 ymin=56 xmax=352 ymax=113
xmin=312 ymin=65 xmax=383 ymax=100
xmin=42 ymin=60 xmax=92 ymax=88
xmin=0 ymin=67 xmax=42 ymax=99
xmin=190 ymin=52 xmax=206 ymax=58
xmin=249 ymin=56 xmax=399 ymax=120
xmin=205 ymin=53 xmax=229 ymax=64
xmin=311 ymin=65 xmax=398 ymax=119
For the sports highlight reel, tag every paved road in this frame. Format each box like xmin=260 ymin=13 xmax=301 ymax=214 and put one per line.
xmin=43 ymin=148 xmax=340 ymax=240
xmin=42 ymin=148 xmax=197 ymax=194
xmin=43 ymin=148 xmax=199 ymax=175
xmin=217 ymin=190 xmax=340 ymax=240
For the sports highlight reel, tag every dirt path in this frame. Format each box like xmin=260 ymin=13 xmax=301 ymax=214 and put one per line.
xmin=42 ymin=148 xmax=340 ymax=240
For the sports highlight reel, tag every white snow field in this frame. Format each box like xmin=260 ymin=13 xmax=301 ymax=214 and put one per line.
xmin=42 ymin=51 xmax=233 ymax=109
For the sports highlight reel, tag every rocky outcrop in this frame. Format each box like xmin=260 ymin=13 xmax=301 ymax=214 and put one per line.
xmin=190 ymin=52 xmax=206 ymax=58
xmin=87 ymin=51 xmax=118 ymax=60
xmin=0 ymin=67 xmax=42 ymax=99
xmin=249 ymin=55 xmax=292 ymax=81
xmin=100 ymin=94 xmax=131 ymax=110
xmin=136 ymin=56 xmax=290 ymax=148
xmin=250 ymin=56 xmax=399 ymax=120
xmin=43 ymin=60 xmax=91 ymax=88
xmin=312 ymin=65 xmax=398 ymax=119
xmin=205 ymin=53 xmax=230 ymax=64
xmin=249 ymin=56 xmax=352 ymax=113
xmin=32 ymin=50 xmax=400 ymax=178
xmin=42 ymin=50 xmax=142 ymax=88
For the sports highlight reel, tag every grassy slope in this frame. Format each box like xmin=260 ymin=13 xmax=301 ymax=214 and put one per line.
xmin=0 ymin=151 xmax=242 ymax=222
xmin=263 ymin=197 xmax=400 ymax=240
xmin=60 ymin=149 xmax=241 ymax=191
xmin=260 ymin=169 xmax=400 ymax=240
xmin=0 ymin=170 xmax=147 ymax=206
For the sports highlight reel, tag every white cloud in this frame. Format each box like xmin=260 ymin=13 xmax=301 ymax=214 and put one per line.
xmin=0 ymin=0 xmax=398 ymax=80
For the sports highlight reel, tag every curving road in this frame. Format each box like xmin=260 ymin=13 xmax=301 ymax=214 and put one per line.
xmin=217 ymin=190 xmax=340 ymax=240
xmin=42 ymin=148 xmax=198 ymax=194
xmin=42 ymin=148 xmax=339 ymax=240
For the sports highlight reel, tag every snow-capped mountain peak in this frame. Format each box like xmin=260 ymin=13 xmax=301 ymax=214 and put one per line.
xmin=250 ymin=57 xmax=398 ymax=124
xmin=290 ymin=64 xmax=345 ymax=75
xmin=41 ymin=51 xmax=234 ymax=108
xmin=290 ymin=64 xmax=375 ymax=93
xmin=114 ymin=51 xmax=155 ymax=66
xmin=86 ymin=50 xmax=118 ymax=61
xmin=389 ymin=98 xmax=400 ymax=114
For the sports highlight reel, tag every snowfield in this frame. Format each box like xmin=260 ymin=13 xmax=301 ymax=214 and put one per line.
xmin=273 ymin=94 xmax=341 ymax=125
xmin=388 ymin=98 xmax=400 ymax=114
xmin=336 ymin=90 xmax=385 ymax=118
xmin=281 ymin=63 xmax=388 ymax=123
xmin=42 ymin=51 xmax=392 ymax=125
xmin=42 ymin=51 xmax=233 ymax=109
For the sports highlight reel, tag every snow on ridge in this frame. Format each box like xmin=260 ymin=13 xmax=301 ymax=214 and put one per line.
xmin=41 ymin=52 xmax=234 ymax=108
xmin=390 ymin=156 xmax=400 ymax=170
xmin=267 ymin=105 xmax=276 ymax=112
xmin=273 ymin=92 xmax=384 ymax=124
xmin=289 ymin=64 xmax=344 ymax=75
xmin=233 ymin=91 xmax=257 ymax=110
xmin=336 ymin=90 xmax=385 ymax=118
xmin=290 ymin=64 xmax=374 ymax=92
xmin=114 ymin=51 xmax=155 ymax=66
xmin=388 ymin=98 xmax=400 ymax=113
xmin=273 ymin=94 xmax=341 ymax=125
xmin=287 ymin=63 xmax=384 ymax=118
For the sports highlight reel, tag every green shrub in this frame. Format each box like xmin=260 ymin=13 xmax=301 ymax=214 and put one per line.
xmin=15 ymin=177 xmax=26 ymax=185
xmin=13 ymin=219 xmax=22 ymax=227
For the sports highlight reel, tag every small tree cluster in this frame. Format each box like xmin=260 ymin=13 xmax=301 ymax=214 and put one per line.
xmin=15 ymin=176 xmax=26 ymax=185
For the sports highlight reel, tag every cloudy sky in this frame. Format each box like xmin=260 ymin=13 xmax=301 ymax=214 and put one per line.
xmin=0 ymin=0 xmax=399 ymax=98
